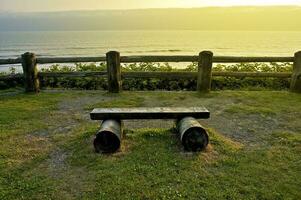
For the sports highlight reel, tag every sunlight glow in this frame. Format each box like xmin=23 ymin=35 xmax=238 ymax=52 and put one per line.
xmin=0 ymin=0 xmax=300 ymax=12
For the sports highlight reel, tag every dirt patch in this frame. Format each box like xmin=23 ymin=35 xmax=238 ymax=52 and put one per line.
xmin=203 ymin=114 xmax=275 ymax=146
xmin=48 ymin=148 xmax=70 ymax=178
xmin=56 ymin=92 xmax=276 ymax=147
xmin=124 ymin=119 xmax=175 ymax=130
xmin=39 ymin=91 xmax=300 ymax=150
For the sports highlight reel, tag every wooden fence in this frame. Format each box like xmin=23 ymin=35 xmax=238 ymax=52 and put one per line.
xmin=0 ymin=51 xmax=300 ymax=93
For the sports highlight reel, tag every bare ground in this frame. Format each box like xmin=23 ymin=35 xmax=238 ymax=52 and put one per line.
xmin=43 ymin=91 xmax=300 ymax=199
xmin=48 ymin=90 xmax=298 ymax=146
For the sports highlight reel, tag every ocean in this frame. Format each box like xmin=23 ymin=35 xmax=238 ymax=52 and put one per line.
xmin=0 ymin=30 xmax=300 ymax=72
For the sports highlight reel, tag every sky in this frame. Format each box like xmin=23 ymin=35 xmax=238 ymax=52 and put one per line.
xmin=0 ymin=0 xmax=301 ymax=12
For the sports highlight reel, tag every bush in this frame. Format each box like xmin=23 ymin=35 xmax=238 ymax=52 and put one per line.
xmin=1 ymin=62 xmax=293 ymax=91
xmin=0 ymin=67 xmax=24 ymax=89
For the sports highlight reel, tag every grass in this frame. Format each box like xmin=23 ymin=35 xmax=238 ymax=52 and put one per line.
xmin=0 ymin=89 xmax=301 ymax=199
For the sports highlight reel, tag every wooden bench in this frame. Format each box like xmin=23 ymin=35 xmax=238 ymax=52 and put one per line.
xmin=90 ymin=107 xmax=210 ymax=120
xmin=90 ymin=107 xmax=210 ymax=153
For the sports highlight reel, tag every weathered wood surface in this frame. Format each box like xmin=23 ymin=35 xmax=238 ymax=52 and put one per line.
xmin=0 ymin=56 xmax=294 ymax=65
xmin=39 ymin=71 xmax=107 ymax=78
xmin=107 ymin=51 xmax=122 ymax=93
xmin=44 ymin=71 xmax=291 ymax=79
xmin=94 ymin=119 xmax=123 ymax=153
xmin=121 ymin=56 xmax=294 ymax=63
xmin=0 ymin=71 xmax=291 ymax=81
xmin=197 ymin=51 xmax=213 ymax=93
xmin=177 ymin=117 xmax=209 ymax=151
xmin=120 ymin=56 xmax=294 ymax=63
xmin=213 ymin=56 xmax=294 ymax=63
xmin=120 ymin=56 xmax=198 ymax=63
xmin=90 ymin=107 xmax=210 ymax=120
xmin=0 ymin=58 xmax=21 ymax=65
xmin=0 ymin=71 xmax=292 ymax=81
xmin=37 ymin=56 xmax=106 ymax=64
xmin=290 ymin=51 xmax=301 ymax=93
xmin=21 ymin=52 xmax=40 ymax=93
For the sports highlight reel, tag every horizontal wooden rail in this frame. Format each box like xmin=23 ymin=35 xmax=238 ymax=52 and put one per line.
xmin=0 ymin=58 xmax=22 ymax=65
xmin=1 ymin=71 xmax=292 ymax=81
xmin=120 ymin=56 xmax=198 ymax=63
xmin=39 ymin=71 xmax=107 ymax=78
xmin=37 ymin=57 xmax=106 ymax=64
xmin=0 ymin=56 xmax=295 ymax=65
xmin=121 ymin=56 xmax=295 ymax=63
xmin=213 ymin=56 xmax=294 ymax=63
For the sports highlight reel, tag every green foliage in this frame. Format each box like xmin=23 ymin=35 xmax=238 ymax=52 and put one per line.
xmin=0 ymin=67 xmax=23 ymax=90
xmin=41 ymin=63 xmax=107 ymax=72
xmin=122 ymin=62 xmax=174 ymax=72
xmin=0 ymin=90 xmax=301 ymax=199
xmin=1 ymin=62 xmax=293 ymax=90
xmin=214 ymin=62 xmax=292 ymax=72
xmin=0 ymin=79 xmax=24 ymax=90
xmin=212 ymin=62 xmax=292 ymax=90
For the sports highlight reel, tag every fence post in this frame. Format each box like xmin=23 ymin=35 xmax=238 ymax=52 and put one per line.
xmin=197 ymin=51 xmax=213 ymax=93
xmin=106 ymin=51 xmax=122 ymax=93
xmin=290 ymin=51 xmax=301 ymax=93
xmin=21 ymin=52 xmax=40 ymax=93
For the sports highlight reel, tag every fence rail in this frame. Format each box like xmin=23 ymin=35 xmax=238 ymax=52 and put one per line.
xmin=38 ymin=71 xmax=107 ymax=78
xmin=0 ymin=51 xmax=300 ymax=93
xmin=1 ymin=71 xmax=292 ymax=81
xmin=0 ymin=56 xmax=295 ymax=65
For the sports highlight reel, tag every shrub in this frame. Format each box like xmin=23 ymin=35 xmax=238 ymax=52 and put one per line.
xmin=1 ymin=62 xmax=293 ymax=91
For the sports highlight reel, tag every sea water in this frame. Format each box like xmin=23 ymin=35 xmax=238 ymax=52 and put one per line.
xmin=0 ymin=30 xmax=300 ymax=72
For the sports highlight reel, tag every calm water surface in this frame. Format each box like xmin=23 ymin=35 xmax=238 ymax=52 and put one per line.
xmin=0 ymin=30 xmax=300 ymax=71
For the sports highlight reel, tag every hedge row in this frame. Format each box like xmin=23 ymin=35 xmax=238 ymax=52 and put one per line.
xmin=0 ymin=62 xmax=292 ymax=90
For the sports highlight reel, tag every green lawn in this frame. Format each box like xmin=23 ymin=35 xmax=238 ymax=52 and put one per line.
xmin=0 ymin=89 xmax=300 ymax=200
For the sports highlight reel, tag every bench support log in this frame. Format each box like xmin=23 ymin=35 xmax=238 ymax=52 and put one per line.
xmin=197 ymin=51 xmax=213 ymax=93
xmin=94 ymin=119 xmax=123 ymax=153
xmin=21 ymin=52 xmax=40 ymax=93
xmin=106 ymin=51 xmax=122 ymax=93
xmin=177 ymin=117 xmax=209 ymax=152
xmin=290 ymin=51 xmax=301 ymax=93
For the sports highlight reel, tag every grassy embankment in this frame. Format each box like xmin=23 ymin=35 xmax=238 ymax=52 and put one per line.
xmin=0 ymin=89 xmax=300 ymax=199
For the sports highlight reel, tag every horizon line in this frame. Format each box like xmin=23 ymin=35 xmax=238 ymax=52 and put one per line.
xmin=0 ymin=5 xmax=301 ymax=14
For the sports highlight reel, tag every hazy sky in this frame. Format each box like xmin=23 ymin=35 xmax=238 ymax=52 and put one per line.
xmin=1 ymin=0 xmax=301 ymax=12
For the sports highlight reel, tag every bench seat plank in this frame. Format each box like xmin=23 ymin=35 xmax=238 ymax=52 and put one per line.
xmin=90 ymin=107 xmax=210 ymax=120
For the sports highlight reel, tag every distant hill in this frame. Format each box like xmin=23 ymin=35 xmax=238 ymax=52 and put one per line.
xmin=0 ymin=6 xmax=301 ymax=31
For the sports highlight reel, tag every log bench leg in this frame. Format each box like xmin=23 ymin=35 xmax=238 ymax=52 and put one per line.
xmin=177 ymin=117 xmax=209 ymax=152
xmin=94 ymin=119 xmax=123 ymax=153
xmin=94 ymin=117 xmax=209 ymax=153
